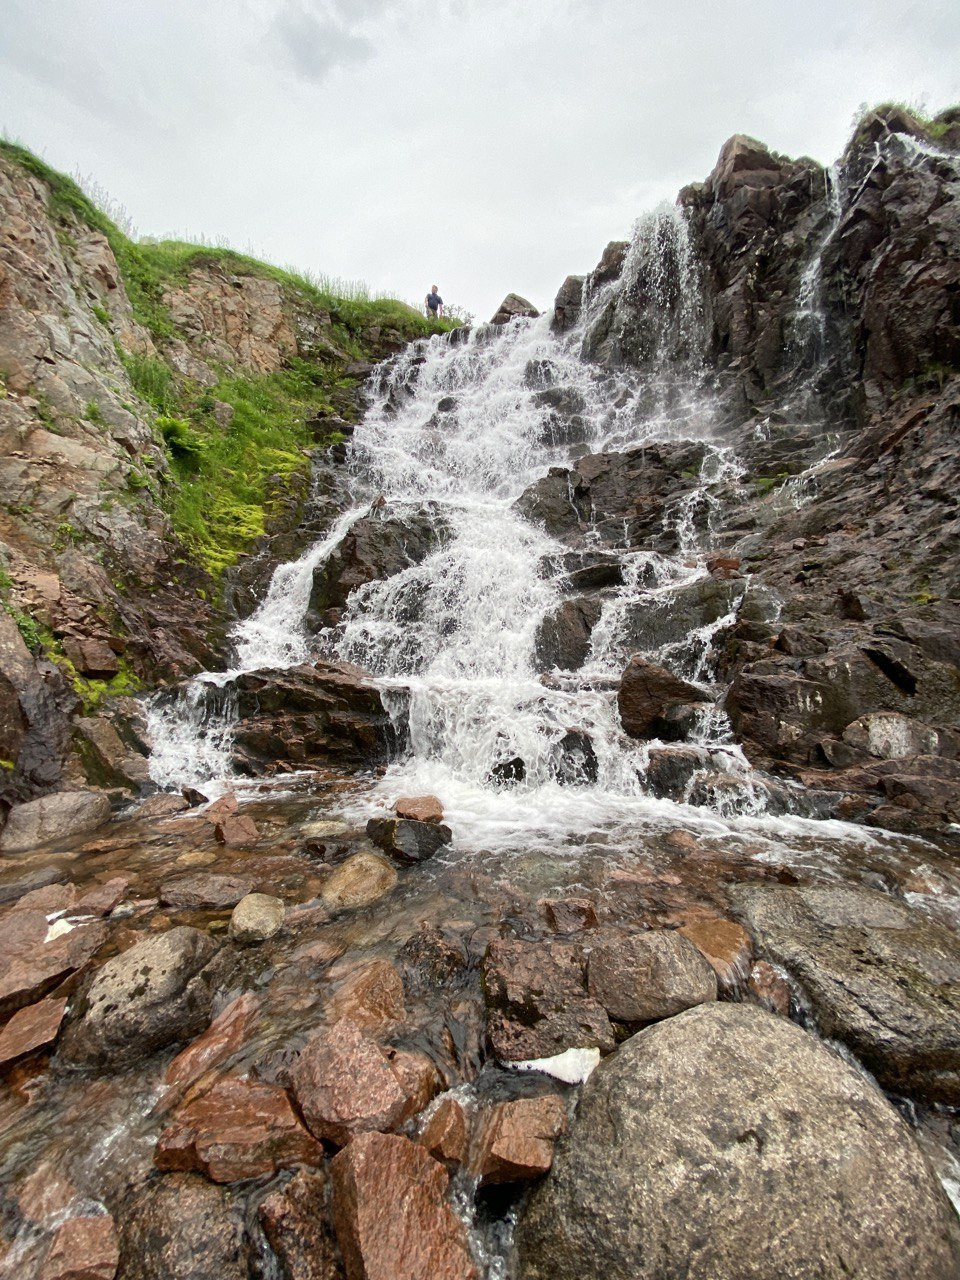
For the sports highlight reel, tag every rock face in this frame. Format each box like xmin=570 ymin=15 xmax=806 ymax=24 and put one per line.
xmin=731 ymin=884 xmax=960 ymax=1104
xmin=517 ymin=1003 xmax=960 ymax=1280
xmin=61 ymin=926 xmax=227 ymax=1068
xmin=331 ymin=1131 xmax=477 ymax=1280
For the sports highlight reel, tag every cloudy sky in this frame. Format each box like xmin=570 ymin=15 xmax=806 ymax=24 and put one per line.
xmin=3 ymin=0 xmax=959 ymax=321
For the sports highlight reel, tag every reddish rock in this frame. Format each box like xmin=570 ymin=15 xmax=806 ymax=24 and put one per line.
xmin=61 ymin=637 xmax=119 ymax=680
xmin=473 ymin=1095 xmax=567 ymax=1184
xmin=0 ymin=995 xmax=68 ymax=1066
xmin=420 ymin=1097 xmax=470 ymax=1165
xmin=617 ymin=657 xmax=709 ymax=739
xmin=202 ymin=793 xmax=238 ymax=822
xmin=747 ymin=959 xmax=792 ymax=1016
xmin=7 ymin=884 xmax=78 ymax=915
xmin=75 ymin=877 xmax=130 ymax=916
xmin=679 ymin=917 xmax=753 ymax=992
xmin=587 ymin=930 xmax=718 ymax=1023
xmin=385 ymin=1047 xmax=442 ymax=1121
xmin=159 ymin=872 xmax=254 ymax=910
xmin=663 ymin=829 xmax=700 ymax=856
xmin=162 ymin=991 xmax=260 ymax=1099
xmin=215 ymin=814 xmax=259 ymax=846
xmin=155 ymin=1075 xmax=323 ymax=1182
xmin=39 ymin=1213 xmax=119 ymax=1280
xmin=16 ymin=1162 xmax=78 ymax=1223
xmin=0 ymin=920 xmax=107 ymax=1018
xmin=483 ymin=939 xmax=614 ymax=1061
xmin=331 ymin=1131 xmax=477 ymax=1280
xmin=539 ymin=897 xmax=598 ymax=933
xmin=395 ymin=795 xmax=444 ymax=824
xmin=326 ymin=959 xmax=405 ymax=1031
xmin=706 ymin=554 xmax=742 ymax=578
xmin=290 ymin=1020 xmax=411 ymax=1146
xmin=258 ymin=1168 xmax=340 ymax=1280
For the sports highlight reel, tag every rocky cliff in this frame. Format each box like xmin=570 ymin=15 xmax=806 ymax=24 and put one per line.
xmin=0 ymin=144 xmax=452 ymax=815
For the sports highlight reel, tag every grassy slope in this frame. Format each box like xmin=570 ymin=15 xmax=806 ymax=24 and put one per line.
xmin=0 ymin=141 xmax=458 ymax=578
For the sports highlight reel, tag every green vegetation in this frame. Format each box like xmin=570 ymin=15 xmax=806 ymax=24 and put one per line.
xmin=0 ymin=140 xmax=464 ymax=580
xmin=854 ymin=101 xmax=959 ymax=143
xmin=752 ymin=473 xmax=789 ymax=496
xmin=0 ymin=565 xmax=43 ymax=650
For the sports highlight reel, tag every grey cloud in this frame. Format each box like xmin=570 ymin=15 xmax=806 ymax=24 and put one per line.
xmin=270 ymin=2 xmax=376 ymax=82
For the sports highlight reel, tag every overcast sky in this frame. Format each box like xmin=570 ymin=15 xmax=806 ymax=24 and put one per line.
xmin=3 ymin=1 xmax=959 ymax=321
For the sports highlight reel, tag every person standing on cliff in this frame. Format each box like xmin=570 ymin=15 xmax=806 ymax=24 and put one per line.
xmin=425 ymin=285 xmax=444 ymax=318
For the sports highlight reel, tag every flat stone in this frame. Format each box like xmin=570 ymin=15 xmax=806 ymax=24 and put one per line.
xmin=587 ymin=930 xmax=718 ymax=1023
xmin=539 ymin=897 xmax=598 ymax=933
xmin=473 ymin=1095 xmax=567 ymax=1185
xmin=0 ymin=919 xmax=107 ymax=1019
xmin=163 ymin=991 xmax=260 ymax=1099
xmin=155 ymin=1075 xmax=323 ymax=1182
xmin=290 ymin=1019 xmax=412 ymax=1146
xmin=0 ymin=995 xmax=68 ymax=1066
xmin=331 ymin=1131 xmax=477 ymax=1280
xmin=75 ymin=876 xmax=130 ymax=916
xmin=228 ymin=893 xmax=284 ymax=943
xmin=321 ymin=851 xmax=397 ymax=913
xmin=159 ymin=872 xmax=254 ymax=910
xmin=1 ymin=791 xmax=112 ymax=853
xmin=395 ymin=795 xmax=444 ymax=823
xmin=39 ymin=1213 xmax=119 ymax=1280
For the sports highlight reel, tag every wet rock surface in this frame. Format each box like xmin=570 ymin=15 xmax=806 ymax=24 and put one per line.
xmin=517 ymin=1004 xmax=960 ymax=1280
xmin=366 ymin=816 xmax=452 ymax=864
xmin=118 ymin=1173 xmax=249 ymax=1280
xmin=586 ymin=929 xmax=718 ymax=1023
xmin=732 ymin=884 xmax=960 ymax=1103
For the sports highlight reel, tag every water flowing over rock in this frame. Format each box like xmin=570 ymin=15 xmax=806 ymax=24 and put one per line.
xmin=491 ymin=294 xmax=540 ymax=325
xmin=517 ymin=1004 xmax=960 ymax=1280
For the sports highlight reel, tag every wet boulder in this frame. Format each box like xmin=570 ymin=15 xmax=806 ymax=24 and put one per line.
xmin=586 ymin=930 xmax=717 ymax=1024
xmin=617 ymin=656 xmax=710 ymax=738
xmin=321 ymin=851 xmax=398 ymax=912
xmin=366 ymin=816 xmax=452 ymax=864
xmin=258 ymin=1168 xmax=340 ymax=1280
xmin=60 ymin=926 xmax=230 ymax=1069
xmin=490 ymin=293 xmax=539 ymax=325
xmin=731 ymin=884 xmax=960 ymax=1104
xmin=617 ymin=574 xmax=741 ymax=654
xmin=482 ymin=939 xmax=614 ymax=1061
xmin=228 ymin=892 xmax=284 ymax=943
xmin=517 ymin=1003 xmax=960 ymax=1280
xmin=0 ymin=789 xmax=112 ymax=854
xmin=119 ymin=1173 xmax=249 ymax=1280
xmin=534 ymin=598 xmax=601 ymax=672
xmin=158 ymin=872 xmax=254 ymax=910
xmin=549 ymin=730 xmax=599 ymax=786
xmin=552 ymin=275 xmax=584 ymax=333
xmin=308 ymin=506 xmax=446 ymax=618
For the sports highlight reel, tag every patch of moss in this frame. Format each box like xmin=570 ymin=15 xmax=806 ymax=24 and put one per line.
xmin=752 ymin=473 xmax=789 ymax=495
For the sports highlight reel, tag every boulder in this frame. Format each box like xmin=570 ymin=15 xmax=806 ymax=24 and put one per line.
xmin=60 ymin=926 xmax=227 ymax=1069
xmin=678 ymin=916 xmax=753 ymax=992
xmin=228 ymin=893 xmax=284 ymax=943
xmin=321 ymin=851 xmax=397 ymax=912
xmin=617 ymin=657 xmax=709 ymax=739
xmin=308 ymin=508 xmax=445 ymax=616
xmin=258 ymin=1168 xmax=340 ymax=1280
xmin=395 ymin=794 xmax=444 ymax=823
xmin=534 ymin=598 xmax=601 ymax=672
xmin=482 ymin=939 xmax=615 ymax=1061
xmin=552 ymin=275 xmax=584 ymax=333
xmin=366 ymin=817 xmax=452 ymax=864
xmin=731 ymin=884 xmax=960 ymax=1104
xmin=490 ymin=293 xmax=539 ymax=325
xmin=1 ymin=790 xmax=112 ymax=853
xmin=420 ymin=1096 xmax=470 ymax=1165
xmin=586 ymin=930 xmax=718 ymax=1023
xmin=118 ymin=1173 xmax=249 ymax=1280
xmin=163 ymin=991 xmax=260 ymax=1099
xmin=539 ymin=897 xmax=598 ymax=933
xmin=214 ymin=814 xmax=259 ymax=846
xmin=290 ymin=1019 xmax=414 ymax=1146
xmin=159 ymin=872 xmax=253 ymax=910
xmin=155 ymin=1076 xmax=323 ymax=1182
xmin=331 ymin=1131 xmax=477 ymax=1280
xmin=0 ymin=915 xmax=107 ymax=1019
xmin=326 ymin=958 xmax=405 ymax=1031
xmin=517 ymin=1004 xmax=960 ymax=1280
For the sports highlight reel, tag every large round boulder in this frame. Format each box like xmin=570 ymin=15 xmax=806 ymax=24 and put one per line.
xmin=517 ymin=1003 xmax=960 ymax=1280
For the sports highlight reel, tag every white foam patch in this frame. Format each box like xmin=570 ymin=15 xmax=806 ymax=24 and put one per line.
xmin=506 ymin=1046 xmax=601 ymax=1085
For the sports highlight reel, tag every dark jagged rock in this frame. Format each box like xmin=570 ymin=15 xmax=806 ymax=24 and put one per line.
xmin=552 ymin=275 xmax=585 ymax=333
xmin=366 ymin=815 xmax=452 ymax=864
xmin=534 ymin=597 xmax=601 ymax=672
xmin=617 ymin=656 xmax=710 ymax=739
xmin=490 ymin=294 xmax=540 ymax=325
xmin=517 ymin=1004 xmax=960 ymax=1280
